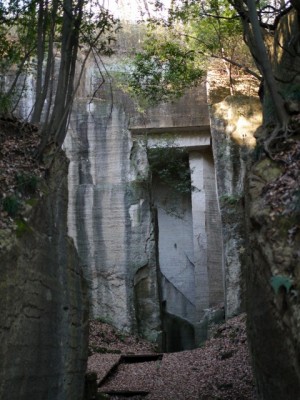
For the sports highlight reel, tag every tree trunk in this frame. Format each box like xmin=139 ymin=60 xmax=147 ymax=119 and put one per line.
xmin=31 ymin=0 xmax=46 ymax=124
xmin=31 ymin=0 xmax=58 ymax=125
xmin=246 ymin=0 xmax=288 ymax=127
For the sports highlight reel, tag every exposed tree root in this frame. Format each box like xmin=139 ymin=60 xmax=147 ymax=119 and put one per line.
xmin=263 ymin=122 xmax=296 ymax=159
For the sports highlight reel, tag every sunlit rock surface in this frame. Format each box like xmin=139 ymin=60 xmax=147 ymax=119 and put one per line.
xmin=209 ymin=95 xmax=262 ymax=317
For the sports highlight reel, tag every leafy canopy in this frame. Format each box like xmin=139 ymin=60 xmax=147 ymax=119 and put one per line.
xmin=128 ymin=35 xmax=203 ymax=104
xmin=127 ymin=0 xmax=256 ymax=104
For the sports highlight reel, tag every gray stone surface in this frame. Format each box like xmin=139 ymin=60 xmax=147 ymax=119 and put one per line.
xmin=209 ymin=95 xmax=262 ymax=317
xmin=0 ymin=152 xmax=88 ymax=400
xmin=7 ymin=53 xmax=226 ymax=351
xmin=65 ymin=55 xmax=224 ymax=347
xmin=129 ymin=86 xmax=210 ymax=132
xmin=65 ymin=77 xmax=162 ymax=339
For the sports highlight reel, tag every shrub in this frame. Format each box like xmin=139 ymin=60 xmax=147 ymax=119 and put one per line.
xmin=148 ymin=147 xmax=192 ymax=194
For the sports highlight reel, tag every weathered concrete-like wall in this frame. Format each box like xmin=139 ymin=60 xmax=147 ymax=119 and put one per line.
xmin=65 ymin=89 xmax=162 ymax=341
xmin=131 ymin=92 xmax=224 ymax=347
xmin=65 ymin=56 xmax=224 ymax=348
xmin=66 ymin=99 xmax=132 ymax=330
xmin=152 ymin=179 xmax=194 ymax=309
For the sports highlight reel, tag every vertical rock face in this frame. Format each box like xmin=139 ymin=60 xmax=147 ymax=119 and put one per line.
xmin=65 ymin=57 xmax=224 ymax=348
xmin=209 ymin=95 xmax=262 ymax=317
xmin=0 ymin=152 xmax=88 ymax=400
xmin=246 ymin=154 xmax=300 ymax=399
xmin=244 ymin=10 xmax=300 ymax=399
xmin=129 ymin=140 xmax=162 ymax=341
xmin=151 ymin=175 xmax=195 ymax=350
xmin=66 ymin=95 xmax=162 ymax=339
xmin=66 ymin=99 xmax=133 ymax=330
xmin=189 ymin=150 xmax=224 ymax=342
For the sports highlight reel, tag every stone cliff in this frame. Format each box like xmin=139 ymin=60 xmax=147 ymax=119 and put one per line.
xmin=243 ymin=9 xmax=300 ymax=399
xmin=209 ymin=94 xmax=262 ymax=317
xmin=65 ymin=56 xmax=224 ymax=350
xmin=245 ymin=143 xmax=300 ymax=399
xmin=0 ymin=148 xmax=88 ymax=400
xmin=65 ymin=90 xmax=162 ymax=342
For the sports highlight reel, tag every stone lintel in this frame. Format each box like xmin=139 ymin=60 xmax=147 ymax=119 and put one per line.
xmin=130 ymin=125 xmax=210 ymax=134
xmin=131 ymin=129 xmax=211 ymax=149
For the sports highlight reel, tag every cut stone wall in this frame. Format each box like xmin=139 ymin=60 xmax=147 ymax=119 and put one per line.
xmin=189 ymin=150 xmax=224 ymax=343
xmin=152 ymin=179 xmax=194 ymax=306
xmin=131 ymin=108 xmax=224 ymax=347
xmin=65 ymin=56 xmax=224 ymax=346
xmin=65 ymin=83 xmax=162 ymax=340
xmin=0 ymin=152 xmax=88 ymax=400
xmin=8 ymin=53 xmax=226 ymax=350
xmin=209 ymin=95 xmax=262 ymax=317
xmin=66 ymin=99 xmax=133 ymax=330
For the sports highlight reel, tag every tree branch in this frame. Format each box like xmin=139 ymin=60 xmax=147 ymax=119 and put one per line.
xmin=172 ymin=29 xmax=261 ymax=81
xmin=209 ymin=53 xmax=262 ymax=81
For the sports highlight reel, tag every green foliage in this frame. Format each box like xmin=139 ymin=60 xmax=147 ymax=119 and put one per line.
xmin=15 ymin=172 xmax=39 ymax=194
xmin=80 ymin=5 xmax=120 ymax=55
xmin=174 ymin=0 xmax=243 ymax=54
xmin=148 ymin=147 xmax=192 ymax=194
xmin=0 ymin=0 xmax=40 ymax=114
xmin=126 ymin=0 xmax=256 ymax=104
xmin=115 ymin=332 xmax=127 ymax=343
xmin=270 ymin=275 xmax=293 ymax=294
xmin=219 ymin=193 xmax=241 ymax=206
xmin=95 ymin=316 xmax=114 ymax=325
xmin=128 ymin=35 xmax=203 ymax=104
xmin=2 ymin=195 xmax=20 ymax=216
xmin=0 ymin=26 xmax=22 ymax=74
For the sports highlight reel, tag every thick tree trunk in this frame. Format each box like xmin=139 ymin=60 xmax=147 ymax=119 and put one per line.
xmin=246 ymin=0 xmax=288 ymax=128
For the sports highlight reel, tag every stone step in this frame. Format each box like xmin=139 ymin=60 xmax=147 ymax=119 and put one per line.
xmin=98 ymin=389 xmax=149 ymax=397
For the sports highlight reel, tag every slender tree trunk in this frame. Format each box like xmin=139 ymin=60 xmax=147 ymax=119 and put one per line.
xmin=55 ymin=0 xmax=84 ymax=146
xmin=47 ymin=0 xmax=74 ymax=143
xmin=32 ymin=0 xmax=57 ymax=124
xmin=38 ymin=0 xmax=85 ymax=155
xmin=31 ymin=0 xmax=46 ymax=123
xmin=6 ymin=47 xmax=35 ymax=99
xmin=221 ymin=48 xmax=234 ymax=95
